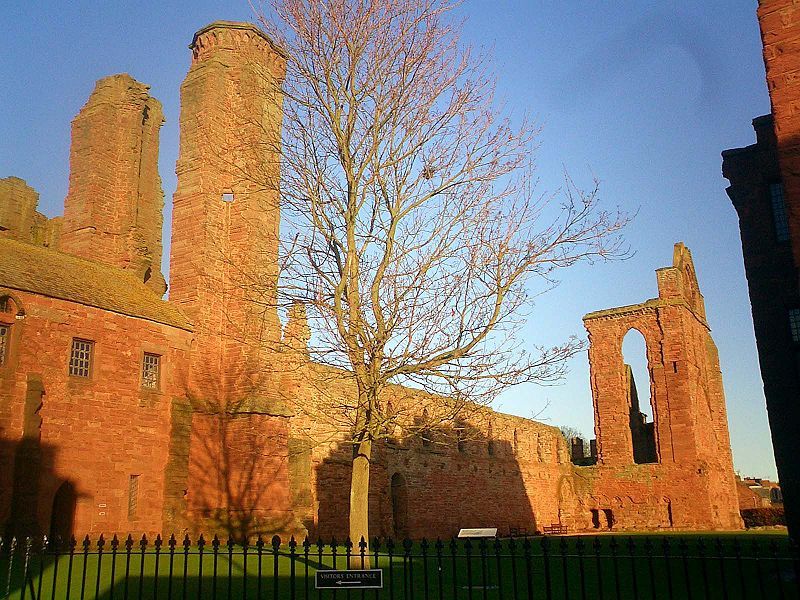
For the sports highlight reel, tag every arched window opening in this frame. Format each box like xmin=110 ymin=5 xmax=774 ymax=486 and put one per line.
xmin=390 ymin=473 xmax=409 ymax=539
xmin=454 ymin=423 xmax=466 ymax=453
xmin=622 ymin=329 xmax=657 ymax=464
xmin=602 ymin=508 xmax=614 ymax=529
xmin=590 ymin=508 xmax=600 ymax=529
xmin=50 ymin=481 xmax=78 ymax=542
xmin=0 ymin=294 xmax=25 ymax=367
xmin=420 ymin=408 xmax=432 ymax=447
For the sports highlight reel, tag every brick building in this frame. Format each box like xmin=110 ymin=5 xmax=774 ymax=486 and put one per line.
xmin=722 ymin=0 xmax=800 ymax=538
xmin=0 ymin=21 xmax=741 ymax=541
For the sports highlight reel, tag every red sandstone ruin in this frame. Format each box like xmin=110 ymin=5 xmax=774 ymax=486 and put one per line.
xmin=0 ymin=21 xmax=742 ymax=540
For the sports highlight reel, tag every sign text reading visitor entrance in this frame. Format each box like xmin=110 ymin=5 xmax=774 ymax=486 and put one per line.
xmin=315 ymin=569 xmax=383 ymax=589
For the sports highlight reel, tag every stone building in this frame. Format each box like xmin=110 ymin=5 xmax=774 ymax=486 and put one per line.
xmin=737 ymin=477 xmax=783 ymax=510
xmin=722 ymin=0 xmax=800 ymax=538
xmin=0 ymin=21 xmax=741 ymax=541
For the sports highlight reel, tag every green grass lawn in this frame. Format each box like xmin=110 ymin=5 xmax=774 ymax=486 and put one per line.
xmin=1 ymin=532 xmax=795 ymax=599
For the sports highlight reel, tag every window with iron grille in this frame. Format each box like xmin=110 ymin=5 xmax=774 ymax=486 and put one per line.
xmin=128 ymin=475 xmax=140 ymax=519
xmin=0 ymin=325 xmax=8 ymax=366
xmin=69 ymin=339 xmax=93 ymax=377
xmin=790 ymin=309 xmax=800 ymax=343
xmin=142 ymin=353 xmax=161 ymax=389
xmin=770 ymin=183 xmax=790 ymax=242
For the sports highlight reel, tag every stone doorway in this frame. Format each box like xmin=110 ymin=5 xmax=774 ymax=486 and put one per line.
xmin=390 ymin=473 xmax=408 ymax=540
xmin=49 ymin=481 xmax=77 ymax=542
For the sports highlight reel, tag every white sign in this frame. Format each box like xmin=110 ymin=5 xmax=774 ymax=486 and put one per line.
xmin=457 ymin=528 xmax=497 ymax=538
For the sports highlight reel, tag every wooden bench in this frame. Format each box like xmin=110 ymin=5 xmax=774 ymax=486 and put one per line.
xmin=508 ymin=526 xmax=529 ymax=537
xmin=542 ymin=523 xmax=568 ymax=535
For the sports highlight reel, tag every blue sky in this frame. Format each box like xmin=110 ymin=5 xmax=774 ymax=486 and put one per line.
xmin=1 ymin=2 xmax=776 ymax=478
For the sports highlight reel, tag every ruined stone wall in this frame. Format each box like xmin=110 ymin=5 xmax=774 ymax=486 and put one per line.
xmin=279 ymin=357 xmax=575 ymax=540
xmin=60 ymin=74 xmax=167 ymax=295
xmin=0 ymin=290 xmax=192 ymax=537
xmin=582 ymin=244 xmax=742 ymax=531
xmin=0 ymin=177 xmax=60 ymax=247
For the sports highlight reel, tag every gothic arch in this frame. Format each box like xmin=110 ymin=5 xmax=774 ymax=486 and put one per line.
xmin=390 ymin=472 xmax=409 ymax=539
xmin=0 ymin=289 xmax=26 ymax=318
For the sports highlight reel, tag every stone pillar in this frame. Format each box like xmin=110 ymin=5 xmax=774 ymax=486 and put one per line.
xmin=60 ymin=74 xmax=167 ymax=295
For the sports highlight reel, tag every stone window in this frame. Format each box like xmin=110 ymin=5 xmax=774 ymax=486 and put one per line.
xmin=455 ymin=427 xmax=466 ymax=452
xmin=142 ymin=352 xmax=161 ymax=389
xmin=0 ymin=324 xmax=8 ymax=366
xmin=420 ymin=409 xmax=432 ymax=447
xmin=421 ymin=428 xmax=432 ymax=447
xmin=769 ymin=182 xmax=790 ymax=242
xmin=590 ymin=508 xmax=600 ymax=529
xmin=602 ymin=508 xmax=615 ymax=529
xmin=68 ymin=339 xmax=94 ymax=378
xmin=128 ymin=474 xmax=140 ymax=519
xmin=790 ymin=309 xmax=800 ymax=343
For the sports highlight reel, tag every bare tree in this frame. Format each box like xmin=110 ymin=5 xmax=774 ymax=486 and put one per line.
xmin=254 ymin=0 xmax=628 ymax=545
xmin=559 ymin=426 xmax=585 ymax=443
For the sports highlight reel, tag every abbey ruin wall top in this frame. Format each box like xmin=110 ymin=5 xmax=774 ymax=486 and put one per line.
xmin=190 ymin=20 xmax=287 ymax=58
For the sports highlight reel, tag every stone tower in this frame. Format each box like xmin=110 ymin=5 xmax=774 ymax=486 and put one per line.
xmin=60 ymin=74 xmax=167 ymax=295
xmin=583 ymin=243 xmax=741 ymax=529
xmin=169 ymin=21 xmax=286 ymax=402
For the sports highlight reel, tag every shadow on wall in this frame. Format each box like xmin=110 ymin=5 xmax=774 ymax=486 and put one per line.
xmin=0 ymin=435 xmax=82 ymax=541
xmin=182 ymin=407 xmax=300 ymax=541
xmin=1 ymin=371 xmax=84 ymax=540
xmin=313 ymin=422 xmax=540 ymax=541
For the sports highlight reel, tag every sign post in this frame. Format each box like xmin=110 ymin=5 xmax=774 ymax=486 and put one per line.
xmin=315 ymin=569 xmax=384 ymax=590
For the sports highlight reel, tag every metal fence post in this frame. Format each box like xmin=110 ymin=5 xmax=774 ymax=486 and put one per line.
xmin=421 ymin=538 xmax=430 ymax=600
xmin=153 ymin=533 xmax=162 ymax=600
xmin=678 ymin=537 xmax=692 ymax=600
xmin=592 ymin=537 xmax=604 ymax=600
xmin=540 ymin=536 xmax=552 ymax=600
xmin=576 ymin=536 xmax=586 ymax=600
xmin=257 ymin=534 xmax=265 ymax=600
xmin=198 ymin=534 xmax=206 ymax=600
xmin=272 ymin=536 xmax=282 ymax=600
xmin=168 ymin=533 xmax=177 ymax=600
xmin=108 ymin=534 xmax=119 ymax=600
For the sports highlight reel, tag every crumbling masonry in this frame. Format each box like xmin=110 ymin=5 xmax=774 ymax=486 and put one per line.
xmin=0 ymin=21 xmax=742 ymax=540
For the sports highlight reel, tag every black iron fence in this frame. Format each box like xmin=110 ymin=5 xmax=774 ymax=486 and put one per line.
xmin=1 ymin=533 xmax=797 ymax=600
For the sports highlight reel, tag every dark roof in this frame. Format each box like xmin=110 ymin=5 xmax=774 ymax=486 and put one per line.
xmin=0 ymin=238 xmax=192 ymax=331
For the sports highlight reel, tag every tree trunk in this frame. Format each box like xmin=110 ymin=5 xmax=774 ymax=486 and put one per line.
xmin=349 ymin=437 xmax=372 ymax=567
